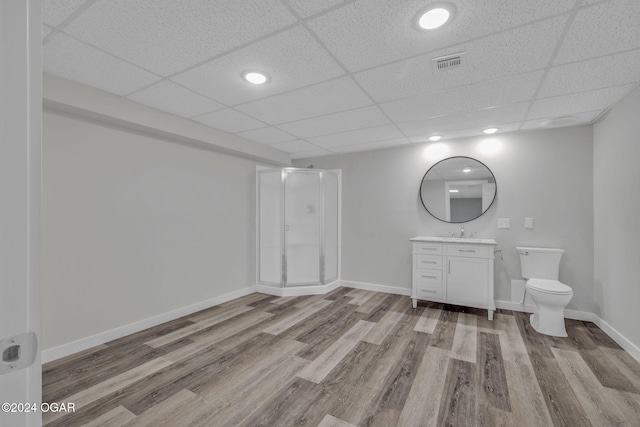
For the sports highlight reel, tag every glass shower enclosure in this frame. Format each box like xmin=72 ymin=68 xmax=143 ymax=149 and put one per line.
xmin=257 ymin=167 xmax=340 ymax=288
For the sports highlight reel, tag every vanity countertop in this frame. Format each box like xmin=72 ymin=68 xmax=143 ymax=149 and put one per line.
xmin=410 ymin=236 xmax=497 ymax=245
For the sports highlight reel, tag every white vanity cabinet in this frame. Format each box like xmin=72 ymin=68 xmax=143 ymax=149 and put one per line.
xmin=411 ymin=237 xmax=496 ymax=320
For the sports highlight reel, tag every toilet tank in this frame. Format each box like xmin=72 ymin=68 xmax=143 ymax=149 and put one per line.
xmin=516 ymin=247 xmax=564 ymax=280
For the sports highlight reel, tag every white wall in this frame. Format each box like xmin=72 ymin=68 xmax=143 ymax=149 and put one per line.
xmin=42 ymin=109 xmax=265 ymax=350
xmin=593 ymin=84 xmax=640 ymax=349
xmin=294 ymin=126 xmax=594 ymax=311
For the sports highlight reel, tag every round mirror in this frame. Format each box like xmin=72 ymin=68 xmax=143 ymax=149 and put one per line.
xmin=420 ymin=156 xmax=497 ymax=223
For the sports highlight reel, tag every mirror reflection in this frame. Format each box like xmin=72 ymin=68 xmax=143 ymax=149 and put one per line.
xmin=420 ymin=156 xmax=496 ymax=223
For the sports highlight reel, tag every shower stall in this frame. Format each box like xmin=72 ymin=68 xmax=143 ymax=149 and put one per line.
xmin=256 ymin=167 xmax=341 ymax=293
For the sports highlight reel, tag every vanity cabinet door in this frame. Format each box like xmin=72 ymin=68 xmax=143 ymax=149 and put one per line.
xmin=446 ymin=256 xmax=488 ymax=304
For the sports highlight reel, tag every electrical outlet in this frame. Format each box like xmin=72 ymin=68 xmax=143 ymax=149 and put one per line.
xmin=498 ymin=218 xmax=510 ymax=229
xmin=524 ymin=218 xmax=534 ymax=229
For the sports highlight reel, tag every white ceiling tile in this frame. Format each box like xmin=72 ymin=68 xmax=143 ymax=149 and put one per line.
xmin=381 ymin=71 xmax=542 ymax=123
xmin=521 ymin=110 xmax=602 ymax=130
xmin=43 ymin=0 xmax=88 ymax=27
xmin=237 ymin=127 xmax=297 ymax=145
xmin=127 ymin=80 xmax=224 ymax=118
xmin=355 ymin=16 xmax=566 ymax=103
xmin=270 ymin=140 xmax=320 ymax=153
xmin=286 ymin=0 xmax=347 ymax=18
xmin=527 ymin=85 xmax=635 ymax=120
xmin=43 ymin=33 xmax=159 ymax=96
xmin=409 ymin=122 xmax=522 ymax=143
xmin=277 ymin=106 xmax=389 ymax=138
xmin=329 ymin=137 xmax=412 ymax=154
xmin=40 ymin=0 xmax=640 ymax=156
xmin=172 ymin=26 xmax=344 ymax=106
xmin=290 ymin=149 xmax=334 ymax=159
xmin=308 ymin=0 xmax=574 ymax=72
xmin=397 ymin=102 xmax=530 ymax=137
xmin=193 ymin=108 xmax=265 ymax=133
xmin=63 ymin=0 xmax=297 ymax=76
xmin=554 ymin=0 xmax=640 ymax=65
xmin=235 ymin=77 xmax=372 ymax=125
xmin=539 ymin=49 xmax=640 ymax=98
xmin=307 ymin=124 xmax=405 ymax=148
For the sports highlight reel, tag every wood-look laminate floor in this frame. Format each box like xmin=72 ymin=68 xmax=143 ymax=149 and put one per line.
xmin=43 ymin=288 xmax=640 ymax=427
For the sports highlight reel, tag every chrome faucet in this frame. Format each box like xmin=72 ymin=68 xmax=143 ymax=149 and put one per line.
xmin=460 ymin=225 xmax=464 ymax=238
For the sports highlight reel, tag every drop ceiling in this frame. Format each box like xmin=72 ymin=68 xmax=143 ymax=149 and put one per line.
xmin=42 ymin=0 xmax=640 ymax=159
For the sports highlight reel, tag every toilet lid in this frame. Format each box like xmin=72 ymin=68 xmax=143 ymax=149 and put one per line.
xmin=527 ymin=279 xmax=573 ymax=295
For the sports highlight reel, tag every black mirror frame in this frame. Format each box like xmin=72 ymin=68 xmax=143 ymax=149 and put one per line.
xmin=419 ymin=156 xmax=497 ymax=223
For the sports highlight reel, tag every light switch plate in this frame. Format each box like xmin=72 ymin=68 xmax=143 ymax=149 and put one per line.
xmin=498 ymin=218 xmax=510 ymax=229
xmin=524 ymin=217 xmax=534 ymax=229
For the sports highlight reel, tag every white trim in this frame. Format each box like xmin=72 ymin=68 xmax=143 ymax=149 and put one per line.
xmin=496 ymin=300 xmax=639 ymax=362
xmin=495 ymin=300 xmax=594 ymax=322
xmin=257 ymin=280 xmax=341 ymax=297
xmin=340 ymin=280 xmax=412 ymax=296
xmin=1 ymin=2 xmax=43 ymax=424
xmin=560 ymin=308 xmax=594 ymax=322
xmin=42 ymin=286 xmax=257 ymax=363
xmin=591 ymin=315 xmax=640 ymax=363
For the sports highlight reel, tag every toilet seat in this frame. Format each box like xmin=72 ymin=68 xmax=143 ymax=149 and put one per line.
xmin=527 ymin=279 xmax=572 ymax=295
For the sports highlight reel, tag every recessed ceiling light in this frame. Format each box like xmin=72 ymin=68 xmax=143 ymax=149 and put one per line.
xmin=428 ymin=135 xmax=442 ymax=141
xmin=242 ymin=71 xmax=269 ymax=85
xmin=415 ymin=4 xmax=455 ymax=30
xmin=449 ymin=189 xmax=459 ymax=193
xmin=483 ymin=127 xmax=498 ymax=134
xmin=462 ymin=168 xmax=471 ymax=173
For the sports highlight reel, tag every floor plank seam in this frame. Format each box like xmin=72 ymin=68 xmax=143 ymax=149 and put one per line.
xmin=43 ymin=288 xmax=640 ymax=427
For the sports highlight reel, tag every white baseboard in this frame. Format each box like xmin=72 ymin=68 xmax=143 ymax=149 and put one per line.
xmin=260 ymin=279 xmax=410 ymax=304
xmin=256 ymin=280 xmax=340 ymax=297
xmin=496 ymin=300 xmax=639 ymax=362
xmin=591 ymin=315 xmax=640 ymax=363
xmin=495 ymin=300 xmax=594 ymax=322
xmin=42 ymin=286 xmax=257 ymax=363
xmin=43 ymin=281 xmax=640 ymax=365
xmin=340 ymin=280 xmax=411 ymax=296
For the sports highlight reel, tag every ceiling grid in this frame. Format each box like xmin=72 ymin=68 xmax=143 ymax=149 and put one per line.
xmin=42 ymin=0 xmax=640 ymax=158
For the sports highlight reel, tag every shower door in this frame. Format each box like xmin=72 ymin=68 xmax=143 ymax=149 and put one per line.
xmin=285 ymin=170 xmax=321 ymax=286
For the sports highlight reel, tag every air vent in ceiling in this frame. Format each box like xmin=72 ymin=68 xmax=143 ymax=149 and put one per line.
xmin=432 ymin=52 xmax=466 ymax=72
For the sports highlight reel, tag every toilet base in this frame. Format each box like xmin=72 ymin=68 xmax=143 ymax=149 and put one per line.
xmin=530 ymin=312 xmax=567 ymax=337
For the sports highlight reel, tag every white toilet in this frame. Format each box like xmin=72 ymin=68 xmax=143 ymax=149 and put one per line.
xmin=516 ymin=247 xmax=573 ymax=337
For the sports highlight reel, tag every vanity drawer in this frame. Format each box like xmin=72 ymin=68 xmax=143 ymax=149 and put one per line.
xmin=414 ymin=242 xmax=443 ymax=255
xmin=446 ymin=244 xmax=490 ymax=258
xmin=415 ymin=269 xmax=444 ymax=298
xmin=415 ymin=254 xmax=442 ymax=270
